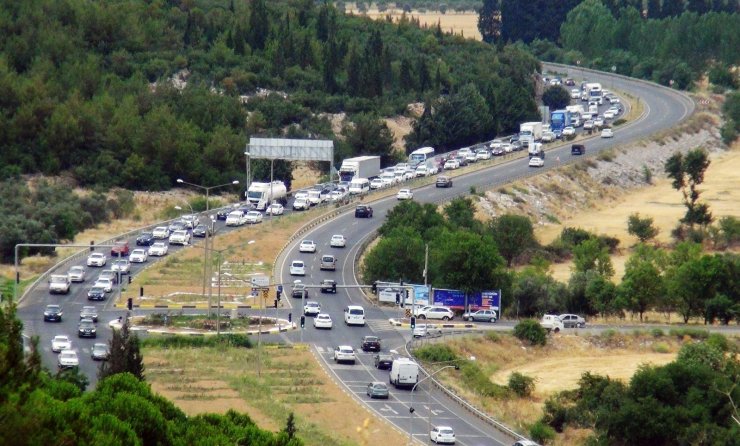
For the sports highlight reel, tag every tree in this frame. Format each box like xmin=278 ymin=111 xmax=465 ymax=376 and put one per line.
xmin=705 ymin=294 xmax=737 ymax=325
xmin=665 ymin=149 xmax=712 ymax=230
xmin=647 ymin=0 xmax=662 ymax=17
xmin=478 ymin=0 xmax=502 ymax=44
xmin=619 ymin=246 xmax=665 ymax=321
xmin=627 ymin=212 xmax=659 ymax=243
xmin=362 ymin=227 xmax=425 ymax=284
xmin=443 ymin=197 xmax=481 ymax=233
xmin=99 ymin=321 xmax=145 ymax=381
xmin=542 ymin=85 xmax=571 ymax=110
xmin=573 ymin=238 xmax=614 ymax=278
xmin=661 ymin=0 xmax=686 ymax=17
xmin=248 ymin=0 xmax=269 ymax=50
xmin=283 ymin=412 xmax=297 ymax=439
xmin=687 ymin=0 xmax=710 ymax=13
xmin=513 ymin=319 xmax=547 ymax=346
xmin=489 ymin=214 xmax=537 ymax=267
xmin=586 ymin=274 xmax=619 ymax=318
xmin=342 ymin=113 xmax=395 ymax=167
xmin=430 ymin=230 xmax=505 ymax=296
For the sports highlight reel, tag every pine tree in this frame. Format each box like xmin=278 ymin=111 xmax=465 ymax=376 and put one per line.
xmin=478 ymin=0 xmax=501 ymax=43
xmin=322 ymin=38 xmax=338 ymax=93
xmin=248 ymin=0 xmax=269 ymax=50
xmin=346 ymin=44 xmax=362 ymax=96
xmin=661 ymin=0 xmax=686 ymax=17
xmin=98 ymin=320 xmax=145 ymax=381
xmin=417 ymin=57 xmax=430 ymax=92
xmin=687 ymin=0 xmax=710 ymax=13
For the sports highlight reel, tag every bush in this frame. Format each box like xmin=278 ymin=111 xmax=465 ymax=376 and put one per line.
xmin=509 ymin=372 xmax=536 ymax=397
xmin=652 ymin=342 xmax=670 ymax=353
xmin=485 ymin=331 xmax=501 ymax=343
xmin=529 ymin=420 xmax=556 ymax=444
xmin=413 ymin=344 xmax=458 ymax=363
xmin=459 ymin=362 xmax=509 ymax=398
xmin=514 ymin=319 xmax=547 ymax=346
xmin=613 ymin=118 xmax=627 ymax=126
xmin=668 ymin=328 xmax=709 ymax=340
xmin=651 ymin=328 xmax=664 ymax=338
xmin=142 ymin=334 xmax=252 ymax=348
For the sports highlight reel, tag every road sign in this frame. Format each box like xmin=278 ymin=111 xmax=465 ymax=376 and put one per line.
xmin=261 ymin=289 xmax=268 ymax=300
xmin=251 ymin=275 xmax=269 ymax=287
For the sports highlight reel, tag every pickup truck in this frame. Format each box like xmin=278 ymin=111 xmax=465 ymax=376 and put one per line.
xmin=540 ymin=314 xmax=564 ymax=333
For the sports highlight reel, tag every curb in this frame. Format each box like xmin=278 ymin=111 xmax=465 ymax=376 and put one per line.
xmin=114 ymin=303 xmax=254 ymax=309
xmin=140 ymin=322 xmax=296 ymax=336
xmin=388 ymin=318 xmax=476 ymax=329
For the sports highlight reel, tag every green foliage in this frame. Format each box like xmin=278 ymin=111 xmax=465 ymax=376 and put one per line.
xmin=717 ymin=216 xmax=740 ymax=248
xmin=668 ymin=327 xmax=710 ymax=340
xmin=665 ymin=149 xmax=713 ymax=230
xmin=542 ymin=85 xmax=572 ymax=110
xmin=513 ymin=319 xmax=547 ymax=346
xmin=627 ymin=212 xmax=659 ymax=243
xmin=459 ymin=361 xmax=509 ymax=398
xmin=414 ymin=344 xmax=458 ymax=363
xmin=721 ymin=91 xmax=740 ymax=144
xmin=362 ymin=226 xmax=425 ymax=284
xmin=529 ymin=420 xmax=556 ymax=444
xmin=489 ymin=214 xmax=537 ymax=267
xmin=141 ymin=334 xmax=253 ymax=349
xmin=508 ymin=372 xmax=535 ymax=397
xmin=98 ymin=322 xmax=145 ymax=382
xmin=443 ymin=197 xmax=482 ymax=233
xmin=341 ymin=113 xmax=397 ymax=166
xmin=573 ymin=238 xmax=614 ymax=278
xmin=651 ymin=328 xmax=665 ymax=337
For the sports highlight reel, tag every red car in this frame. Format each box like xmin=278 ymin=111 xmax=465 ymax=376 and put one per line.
xmin=111 ymin=240 xmax=130 ymax=257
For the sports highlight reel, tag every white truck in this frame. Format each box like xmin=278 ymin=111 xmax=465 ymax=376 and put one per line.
xmin=540 ymin=314 xmax=564 ymax=333
xmin=390 ymin=358 xmax=419 ymax=388
xmin=528 ymin=141 xmax=545 ymax=159
xmin=520 ymin=122 xmax=543 ymax=142
xmin=338 ymin=156 xmax=381 ymax=182
xmin=49 ymin=274 xmax=71 ymax=294
xmin=245 ymin=181 xmax=287 ymax=211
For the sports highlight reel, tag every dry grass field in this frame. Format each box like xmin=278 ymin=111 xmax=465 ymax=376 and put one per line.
xmin=346 ymin=5 xmax=482 ymax=40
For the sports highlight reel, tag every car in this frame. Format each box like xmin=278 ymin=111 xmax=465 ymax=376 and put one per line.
xmin=607 ymin=96 xmax=621 ymax=104
xmin=415 ymin=165 xmax=431 ymax=177
xmin=48 ymin=274 xmax=71 ymax=294
xmin=454 ymin=156 xmax=468 ymax=167
xmin=512 ymin=441 xmax=541 ymax=446
xmin=313 ymin=313 xmax=333 ymax=329
xmin=528 ymin=157 xmax=545 ymax=168
xmin=99 ymin=269 xmax=119 ymax=285
xmin=333 ymin=345 xmax=356 ymax=364
xmin=290 ymin=260 xmax=306 ymax=276
xmin=541 ymin=131 xmax=556 ymax=143
xmin=361 ymin=335 xmax=381 ymax=352
xmin=320 ymin=279 xmax=337 ymax=293
xmin=540 ymin=314 xmax=565 ymax=332
xmin=238 ymin=203 xmax=256 ymax=214
xmin=435 ymin=176 xmax=453 ymax=188
xmin=462 ymin=309 xmax=497 ymax=323
xmin=298 ymin=240 xmax=316 ymax=253
xmin=583 ymin=120 xmax=594 ymax=130
xmin=594 ymin=117 xmax=605 ymax=127
xmin=327 ymin=190 xmax=346 ymax=202
xmin=111 ymin=259 xmax=131 ymax=275
xmin=292 ymin=197 xmax=310 ymax=211
xmin=192 ymin=224 xmax=212 ymax=238
xmin=91 ymin=343 xmax=110 ymax=361
xmin=180 ymin=214 xmax=199 ymax=229
xmin=476 ymin=149 xmax=491 ymax=160
xmin=330 ymin=234 xmax=346 ymax=248
xmin=355 ymin=205 xmax=373 ymax=218
xmin=168 ymin=219 xmax=188 ymax=232
xmin=319 ymin=254 xmax=336 ymax=271
xmin=565 ymin=78 xmax=575 ymax=86
xmin=51 ymin=335 xmax=72 ymax=353
xmin=571 ymin=144 xmax=585 ymax=155
xmin=443 ymin=159 xmax=459 ymax=170
xmin=80 ymin=306 xmax=99 ymax=322
xmin=559 ymin=314 xmax=586 ymax=328
xmin=430 ymin=425 xmax=456 ymax=444
xmin=374 ymin=353 xmax=394 ymax=370
xmin=554 ymin=129 xmax=563 ymax=140
xmin=87 ymin=286 xmax=106 ymax=301
xmin=245 ymin=211 xmax=263 ymax=224
xmin=136 ymin=231 xmax=155 ymax=246
xmin=225 ymin=210 xmax=247 ymax=226
xmin=58 ymin=350 xmax=79 ymax=369
xmin=491 ymin=146 xmax=505 ymax=156
xmin=603 ymin=109 xmax=616 ymax=119
xmin=86 ymin=252 xmax=107 ymax=267
xmin=601 ymin=128 xmax=614 ymax=138
xmin=570 ymin=88 xmax=580 ymax=99
xmin=129 ymin=249 xmax=148 ymax=263
xmin=148 ymin=242 xmax=168 ymax=256
xmin=369 ymin=178 xmax=385 ymax=190
xmin=397 ymin=189 xmax=413 ymax=200
xmin=168 ymin=230 xmax=190 ymax=245
xmin=292 ymin=282 xmax=308 ymax=298
xmin=562 ymin=126 xmax=576 ymax=136
xmin=215 ymin=208 xmax=232 ymax=220
xmin=152 ymin=226 xmax=170 ymax=239
xmin=303 ymin=301 xmax=321 ymax=316
xmin=78 ymin=318 xmax=97 ymax=338
xmin=66 ymin=265 xmax=86 ymax=283
xmin=417 ymin=306 xmax=454 ymax=321
xmin=366 ymin=382 xmax=390 ymax=399
xmin=265 ymin=203 xmax=284 ymax=215
xmin=111 ymin=240 xmax=130 ymax=257
xmin=94 ymin=277 xmax=113 ymax=293
xmin=43 ymin=304 xmax=63 ymax=322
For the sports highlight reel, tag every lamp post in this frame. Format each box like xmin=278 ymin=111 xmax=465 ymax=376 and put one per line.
xmin=176 ymin=178 xmax=239 ymax=316
xmin=244 ymin=151 xmax=251 ymax=189
xmin=408 ymin=365 xmax=459 ymax=445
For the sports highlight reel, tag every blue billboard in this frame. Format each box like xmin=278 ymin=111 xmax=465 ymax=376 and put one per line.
xmin=432 ymin=289 xmax=501 ymax=312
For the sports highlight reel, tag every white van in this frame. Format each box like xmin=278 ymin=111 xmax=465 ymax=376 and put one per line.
xmin=348 ymin=178 xmax=370 ymax=195
xmin=344 ymin=305 xmax=366 ymax=326
xmin=390 ymin=358 xmax=419 ymax=388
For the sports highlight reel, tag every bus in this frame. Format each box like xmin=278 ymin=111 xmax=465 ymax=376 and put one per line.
xmin=408 ymin=147 xmax=435 ymax=167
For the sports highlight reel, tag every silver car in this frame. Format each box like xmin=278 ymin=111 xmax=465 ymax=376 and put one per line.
xmin=67 ymin=265 xmax=86 ymax=282
xmin=558 ymin=314 xmax=586 ymax=328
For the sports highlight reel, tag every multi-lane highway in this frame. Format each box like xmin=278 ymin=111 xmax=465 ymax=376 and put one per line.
xmin=17 ymin=64 xmax=693 ymax=444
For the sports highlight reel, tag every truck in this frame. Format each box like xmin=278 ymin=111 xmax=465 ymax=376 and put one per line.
xmin=338 ymin=156 xmax=381 ymax=182
xmin=519 ymin=122 xmax=543 ymax=142
xmin=528 ymin=141 xmax=545 ymax=159
xmin=245 ymin=181 xmax=287 ymax=211
xmin=389 ymin=358 xmax=419 ymax=388
xmin=550 ymin=110 xmax=573 ymax=132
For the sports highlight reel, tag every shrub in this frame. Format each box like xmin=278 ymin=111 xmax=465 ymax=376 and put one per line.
xmin=142 ymin=334 xmax=252 ymax=348
xmin=514 ymin=319 xmax=547 ymax=346
xmin=652 ymin=342 xmax=670 ymax=353
xmin=651 ymin=328 xmax=664 ymax=338
xmin=414 ymin=344 xmax=458 ymax=362
xmin=642 ymin=165 xmax=652 ymax=184
xmin=613 ymin=118 xmax=627 ymax=126
xmin=542 ymin=395 xmax=569 ymax=432
xmin=459 ymin=362 xmax=509 ymax=398
xmin=668 ymin=328 xmax=709 ymax=340
xmin=529 ymin=420 xmax=556 ymax=444
xmin=706 ymin=333 xmax=731 ymax=352
xmin=509 ymin=372 xmax=536 ymax=397
xmin=485 ymin=331 xmax=501 ymax=343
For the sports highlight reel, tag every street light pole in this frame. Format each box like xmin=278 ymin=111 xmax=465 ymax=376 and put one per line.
xmin=408 ymin=365 xmax=458 ymax=445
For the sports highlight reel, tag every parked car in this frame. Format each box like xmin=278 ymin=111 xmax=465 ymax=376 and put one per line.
xmin=43 ymin=304 xmax=63 ymax=322
xmin=361 ymin=335 xmax=381 ymax=352
xmin=67 ymin=265 xmax=86 ymax=283
xmin=152 ymin=226 xmax=170 ymax=239
xmin=313 ymin=313 xmax=333 ymax=329
xmin=245 ymin=211 xmax=263 ymax=224
xmin=435 ymin=176 xmax=453 ymax=188
xmin=80 ymin=306 xmax=99 ymax=322
xmin=78 ymin=318 xmax=97 ymax=338
xmin=330 ymin=234 xmax=346 ymax=248
xmin=366 ymin=382 xmax=390 ymax=399
xmin=355 ymin=205 xmax=373 ymax=218
xmin=333 ymin=346 xmax=356 ymax=364
xmin=86 ymin=252 xmax=107 ymax=267
xmin=600 ymin=128 xmax=614 ymax=138
xmin=374 ymin=353 xmax=394 ymax=370
xmin=320 ymin=279 xmax=337 ymax=294
xmin=528 ymin=157 xmax=545 ymax=168
xmin=462 ymin=309 xmax=497 ymax=323
xmin=417 ymin=306 xmax=454 ymax=321
xmin=430 ymin=426 xmax=456 ymax=444
xmin=58 ymin=350 xmax=79 ymax=369
xmin=559 ymin=314 xmax=586 ymax=328
xmin=129 ymin=249 xmax=148 ymax=263
xmin=148 ymin=242 xmax=168 ymax=257
xmin=397 ymin=189 xmax=413 ymax=200
xmin=51 ymin=335 xmax=71 ymax=353
xmin=136 ymin=231 xmax=155 ymax=246
xmin=266 ymin=203 xmax=284 ymax=215
xmin=299 ymin=240 xmax=317 ymax=253
xmin=290 ymin=260 xmax=306 ymax=276
xmin=91 ymin=343 xmax=110 ymax=361
xmin=111 ymin=240 xmax=130 ymax=257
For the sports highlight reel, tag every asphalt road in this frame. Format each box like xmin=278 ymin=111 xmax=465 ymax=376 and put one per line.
xmin=17 ymin=65 xmax=694 ymax=443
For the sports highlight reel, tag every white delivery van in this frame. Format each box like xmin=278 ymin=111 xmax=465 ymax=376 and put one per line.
xmin=390 ymin=358 xmax=419 ymax=388
xmin=344 ymin=305 xmax=366 ymax=326
xmin=348 ymin=178 xmax=370 ymax=195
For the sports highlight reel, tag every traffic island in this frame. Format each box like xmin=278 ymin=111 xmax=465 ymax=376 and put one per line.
xmin=109 ymin=314 xmax=296 ymax=335
xmin=388 ymin=318 xmax=477 ymax=329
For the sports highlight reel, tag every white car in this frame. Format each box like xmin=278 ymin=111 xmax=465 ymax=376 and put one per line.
xmin=443 ymin=159 xmax=459 ymax=170
xmin=152 ymin=226 xmax=170 ymax=239
xmin=58 ymin=350 xmax=79 ymax=369
xmin=111 ymin=259 xmax=131 ymax=274
xmin=225 ymin=210 xmax=247 ymax=226
xmin=541 ymin=131 xmax=556 ymax=143
xmin=562 ymin=126 xmax=576 ymax=136
xmin=94 ymin=277 xmax=113 ymax=293
xmin=601 ymin=128 xmax=614 ymax=138
xmin=570 ymin=88 xmax=580 ymax=99
xmin=327 ymin=190 xmax=345 ymax=202
xmin=313 ymin=313 xmax=333 ymax=329
xmin=413 ymin=323 xmax=443 ymax=338
xmin=418 ymin=306 xmax=455 ymax=321
xmin=304 ymin=301 xmax=321 ymax=316
xmin=415 ymin=165 xmax=430 ymax=177
xmin=603 ymin=110 xmax=616 ymax=119
xmin=51 ymin=335 xmax=72 ymax=353
xmin=379 ymin=174 xmax=396 ymax=187
xmin=148 ymin=242 xmax=168 ymax=257
xmin=583 ymin=120 xmax=594 ymax=130
xmin=86 ymin=253 xmax=107 ymax=267
xmin=67 ymin=266 xmax=86 ymax=282
xmin=397 ymin=189 xmax=413 ymax=200
xmin=430 ymin=426 xmax=456 ymax=444
xmin=245 ymin=211 xmax=263 ymax=224
xmin=169 ymin=230 xmax=190 ymax=245
xmin=129 ymin=249 xmax=148 ymax=263
xmin=330 ymin=234 xmax=346 ymax=248
xmin=333 ymin=345 xmax=356 ymax=364
xmin=594 ymin=117 xmax=605 ymax=127
xmin=475 ymin=150 xmax=491 ymax=160
xmin=266 ymin=203 xmax=284 ymax=215
xmin=299 ymin=240 xmax=316 ymax=253
xmin=369 ymin=178 xmax=385 ymax=189
xmin=292 ymin=198 xmax=310 ymax=210
xmin=290 ymin=260 xmax=306 ymax=276
xmin=528 ymin=157 xmax=545 ymax=167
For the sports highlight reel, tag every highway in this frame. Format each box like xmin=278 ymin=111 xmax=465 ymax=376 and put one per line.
xmin=17 ymin=64 xmax=694 ymax=444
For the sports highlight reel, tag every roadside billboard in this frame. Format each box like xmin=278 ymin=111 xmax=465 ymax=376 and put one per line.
xmin=432 ymin=289 xmax=501 ymax=313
